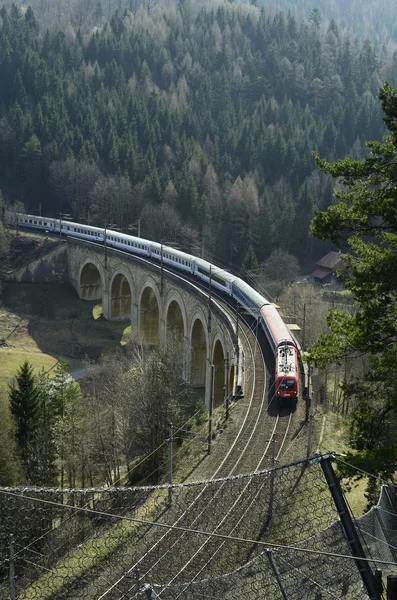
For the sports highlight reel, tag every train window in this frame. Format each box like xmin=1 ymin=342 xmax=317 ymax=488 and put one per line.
xmin=280 ymin=379 xmax=295 ymax=390
xmin=39 ymin=221 xmax=42 ymax=225
xmin=212 ymin=273 xmax=226 ymax=287
xmin=29 ymin=219 xmax=32 ymax=223
xmin=44 ymin=222 xmax=47 ymax=226
xmin=34 ymin=220 xmax=37 ymax=224
xmin=67 ymin=226 xmax=70 ymax=231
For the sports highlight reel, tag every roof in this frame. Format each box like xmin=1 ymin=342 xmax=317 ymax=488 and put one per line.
xmin=311 ymin=267 xmax=333 ymax=280
xmin=316 ymin=251 xmax=344 ymax=270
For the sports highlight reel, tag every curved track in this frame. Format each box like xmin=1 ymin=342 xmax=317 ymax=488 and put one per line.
xmin=95 ymin=262 xmax=296 ymax=599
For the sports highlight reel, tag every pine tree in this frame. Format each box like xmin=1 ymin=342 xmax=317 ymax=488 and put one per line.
xmin=240 ymin=243 xmax=259 ymax=282
xmin=9 ymin=361 xmax=40 ymax=481
xmin=309 ymin=82 xmax=397 ymax=481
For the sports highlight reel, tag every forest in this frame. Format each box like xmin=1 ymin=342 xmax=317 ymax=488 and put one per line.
xmin=0 ymin=1 xmax=396 ymax=272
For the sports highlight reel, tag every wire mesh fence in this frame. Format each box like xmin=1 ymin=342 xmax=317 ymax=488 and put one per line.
xmin=0 ymin=455 xmax=395 ymax=599
xmin=356 ymin=484 xmax=397 ymax=571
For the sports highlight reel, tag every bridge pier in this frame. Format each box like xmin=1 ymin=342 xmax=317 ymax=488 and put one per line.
xmin=131 ymin=302 xmax=140 ymax=344
xmin=102 ymin=288 xmax=110 ymax=320
xmin=160 ymin=318 xmax=166 ymax=350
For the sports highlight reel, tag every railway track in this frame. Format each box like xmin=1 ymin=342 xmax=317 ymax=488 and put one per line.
xmin=95 ymin=284 xmax=296 ymax=599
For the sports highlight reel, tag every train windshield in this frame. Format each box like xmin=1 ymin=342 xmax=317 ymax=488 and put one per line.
xmin=279 ymin=379 xmax=295 ymax=391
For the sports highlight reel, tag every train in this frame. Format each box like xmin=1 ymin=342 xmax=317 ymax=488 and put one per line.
xmin=14 ymin=213 xmax=299 ymax=400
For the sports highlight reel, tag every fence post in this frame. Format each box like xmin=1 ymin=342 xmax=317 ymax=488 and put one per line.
xmin=168 ymin=422 xmax=173 ymax=505
xmin=9 ymin=534 xmax=16 ymax=600
xmin=318 ymin=454 xmax=380 ymax=600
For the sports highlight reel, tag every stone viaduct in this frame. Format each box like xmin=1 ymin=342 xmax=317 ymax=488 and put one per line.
xmin=65 ymin=239 xmax=241 ymax=409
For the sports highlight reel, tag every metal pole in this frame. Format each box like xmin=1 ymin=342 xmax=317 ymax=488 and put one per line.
xmin=319 ymin=454 xmax=380 ymax=600
xmin=302 ymin=303 xmax=306 ymax=349
xmin=265 ymin=549 xmax=290 ymax=600
xmin=208 ymin=365 xmax=215 ymax=455
xmin=59 ymin=212 xmax=62 ymax=239
xmin=235 ymin=304 xmax=240 ymax=395
xmin=168 ymin=422 xmax=173 ymax=505
xmin=160 ymin=242 xmax=164 ymax=297
xmin=225 ymin=352 xmax=229 ymax=420
xmin=9 ymin=534 xmax=16 ymax=600
xmin=388 ymin=575 xmax=397 ymax=599
xmin=135 ymin=567 xmax=140 ymax=596
xmin=137 ymin=218 xmax=141 ymax=238
xmin=269 ymin=434 xmax=276 ymax=522
xmin=306 ymin=362 xmax=311 ymax=422
xmin=374 ymin=570 xmax=383 ymax=597
xmin=307 ymin=390 xmax=314 ymax=459
xmin=207 ymin=265 xmax=212 ymax=333
xmin=104 ymin=221 xmax=107 ymax=270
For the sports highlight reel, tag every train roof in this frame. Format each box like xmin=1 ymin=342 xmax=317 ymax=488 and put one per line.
xmin=105 ymin=229 xmax=151 ymax=245
xmin=191 ymin=256 xmax=234 ymax=280
xmin=276 ymin=344 xmax=297 ymax=375
xmin=64 ymin=221 xmax=104 ymax=233
xmin=233 ymin=277 xmax=269 ymax=309
xmin=260 ymin=304 xmax=294 ymax=346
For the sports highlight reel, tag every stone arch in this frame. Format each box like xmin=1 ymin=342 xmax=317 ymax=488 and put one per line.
xmin=78 ymin=259 xmax=104 ymax=301
xmin=212 ymin=338 xmax=226 ymax=407
xmin=139 ymin=280 xmax=161 ymax=346
xmin=165 ymin=293 xmax=187 ymax=352
xmin=110 ymin=269 xmax=133 ymax=320
xmin=190 ymin=315 xmax=208 ymax=388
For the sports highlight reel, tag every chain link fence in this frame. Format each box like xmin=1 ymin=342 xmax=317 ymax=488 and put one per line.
xmin=0 ymin=455 xmax=395 ymax=599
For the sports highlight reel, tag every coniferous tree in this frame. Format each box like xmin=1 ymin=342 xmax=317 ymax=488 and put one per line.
xmin=309 ymin=81 xmax=397 ymax=483
xmin=9 ymin=361 xmax=40 ymax=482
xmin=240 ymin=243 xmax=259 ymax=282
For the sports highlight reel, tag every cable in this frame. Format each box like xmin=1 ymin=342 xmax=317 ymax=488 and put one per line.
xmin=335 ymin=457 xmax=397 ymax=487
xmin=355 ymin=528 xmax=397 ymax=556
xmin=0 ymin=487 xmax=394 ymax=568
xmin=276 ymin=553 xmax=341 ymax=599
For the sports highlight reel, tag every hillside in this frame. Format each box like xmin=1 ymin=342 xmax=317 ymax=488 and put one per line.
xmin=0 ymin=2 xmax=395 ymax=273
